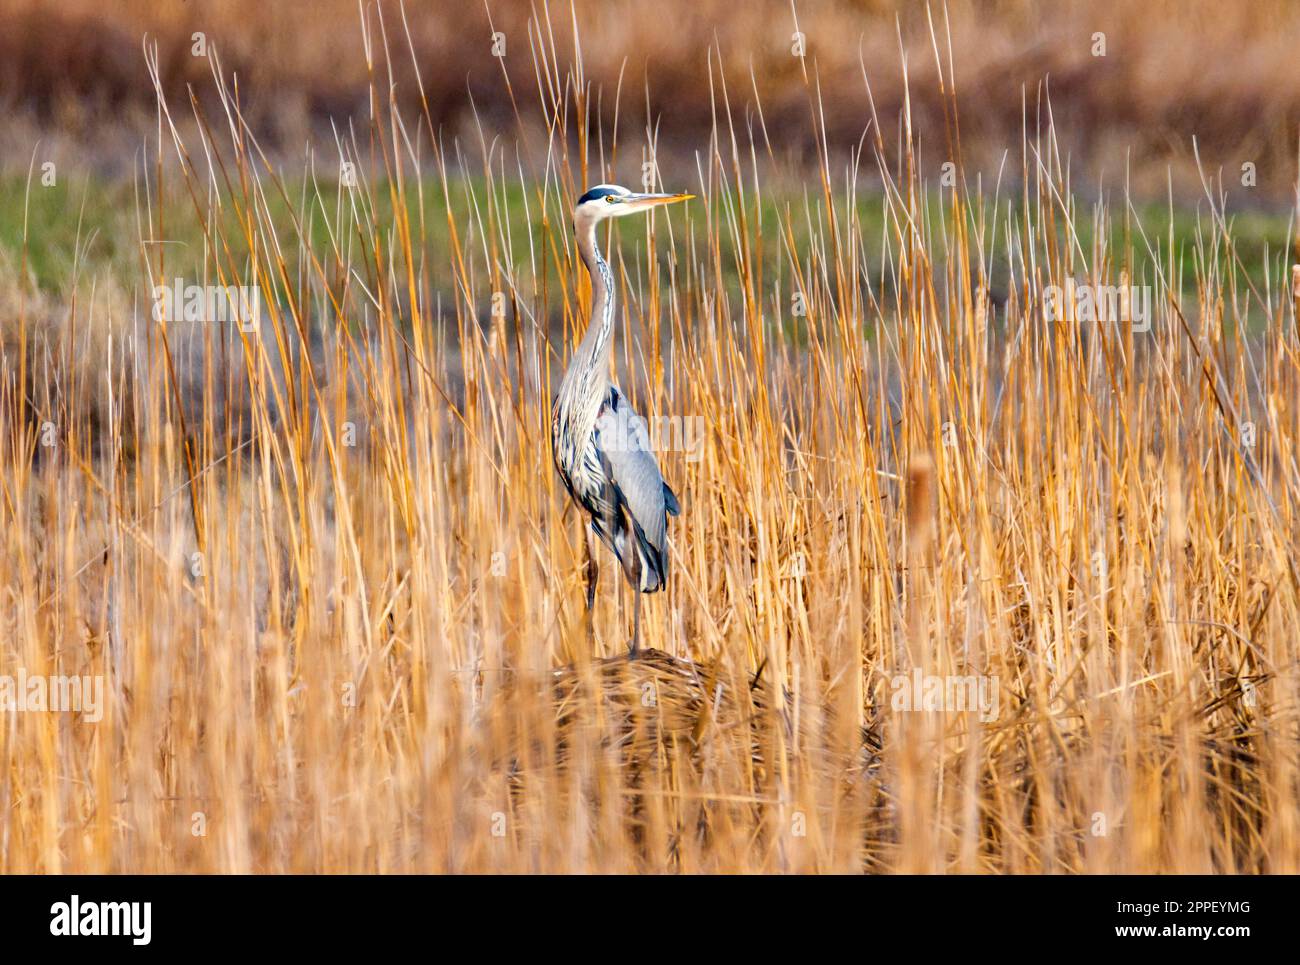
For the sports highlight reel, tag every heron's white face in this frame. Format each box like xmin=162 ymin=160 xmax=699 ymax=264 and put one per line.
xmin=573 ymin=184 xmax=693 ymax=229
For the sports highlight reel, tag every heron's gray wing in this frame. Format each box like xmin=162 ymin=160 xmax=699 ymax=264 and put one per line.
xmin=593 ymin=386 xmax=677 ymax=591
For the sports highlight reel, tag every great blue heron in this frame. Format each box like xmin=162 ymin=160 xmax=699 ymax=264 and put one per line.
xmin=552 ymin=183 xmax=692 ymax=657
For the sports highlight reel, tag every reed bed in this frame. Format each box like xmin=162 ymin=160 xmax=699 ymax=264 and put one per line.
xmin=1 ymin=3 xmax=1297 ymax=873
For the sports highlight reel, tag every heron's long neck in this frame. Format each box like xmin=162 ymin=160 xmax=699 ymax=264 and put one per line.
xmin=568 ymin=224 xmax=615 ymax=386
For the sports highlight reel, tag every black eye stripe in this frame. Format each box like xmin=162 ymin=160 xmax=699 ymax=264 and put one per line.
xmin=577 ymin=186 xmax=623 ymax=205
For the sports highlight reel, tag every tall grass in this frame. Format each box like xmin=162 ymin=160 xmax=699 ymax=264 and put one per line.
xmin=1 ymin=2 xmax=1297 ymax=873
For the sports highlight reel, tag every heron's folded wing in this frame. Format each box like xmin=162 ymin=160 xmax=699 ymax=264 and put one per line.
xmin=593 ymin=388 xmax=672 ymax=555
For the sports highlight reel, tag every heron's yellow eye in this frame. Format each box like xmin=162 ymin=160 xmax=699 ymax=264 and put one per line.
xmin=605 ymin=196 xmax=618 ymax=204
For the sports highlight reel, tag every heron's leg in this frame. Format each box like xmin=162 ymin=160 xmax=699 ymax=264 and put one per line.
xmin=629 ymin=591 xmax=642 ymax=660
xmin=584 ymin=525 xmax=600 ymax=612
xmin=627 ymin=544 xmax=643 ymax=659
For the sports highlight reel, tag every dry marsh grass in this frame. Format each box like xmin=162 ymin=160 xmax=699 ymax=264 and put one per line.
xmin=1 ymin=3 xmax=1299 ymax=873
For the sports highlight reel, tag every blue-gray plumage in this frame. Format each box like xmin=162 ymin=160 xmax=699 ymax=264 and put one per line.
xmin=551 ymin=183 xmax=692 ymax=656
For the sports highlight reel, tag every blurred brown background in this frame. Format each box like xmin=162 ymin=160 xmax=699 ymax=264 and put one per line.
xmin=1 ymin=0 xmax=1297 ymax=201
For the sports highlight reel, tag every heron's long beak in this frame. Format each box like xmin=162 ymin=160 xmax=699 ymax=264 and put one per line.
xmin=623 ymin=191 xmax=694 ymax=210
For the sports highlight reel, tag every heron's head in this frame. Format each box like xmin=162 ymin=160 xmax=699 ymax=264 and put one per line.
xmin=573 ymin=184 xmax=693 ymax=229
